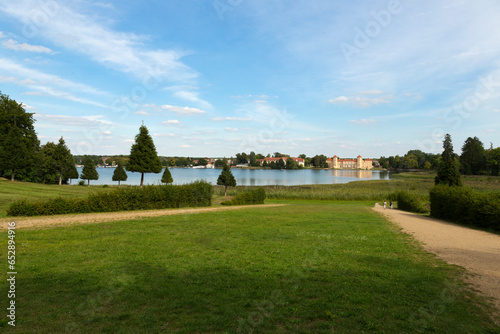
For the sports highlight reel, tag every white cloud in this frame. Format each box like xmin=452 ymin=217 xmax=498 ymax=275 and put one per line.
xmin=358 ymin=90 xmax=385 ymax=95
xmin=210 ymin=116 xmax=253 ymax=122
xmin=31 ymin=85 xmax=109 ymax=108
xmin=161 ymin=105 xmax=206 ymax=115
xmin=0 ymin=76 xmax=15 ymax=82
xmin=181 ymin=144 xmax=191 ymax=148
xmin=329 ymin=95 xmax=391 ymax=107
xmin=225 ymin=127 xmax=239 ymax=132
xmin=153 ymin=133 xmax=175 ymax=137
xmin=2 ymin=39 xmax=54 ymax=53
xmin=19 ymin=79 xmax=36 ymax=85
xmin=21 ymin=103 xmax=35 ymax=110
xmin=492 ymin=109 xmax=500 ymax=113
xmin=0 ymin=31 xmax=5 ymax=38
xmin=23 ymin=91 xmax=43 ymax=96
xmin=172 ymin=90 xmax=212 ymax=109
xmin=0 ymin=58 xmax=110 ymax=97
xmin=349 ymin=119 xmax=376 ymax=125
xmin=38 ymin=114 xmax=113 ymax=128
xmin=161 ymin=120 xmax=181 ymax=126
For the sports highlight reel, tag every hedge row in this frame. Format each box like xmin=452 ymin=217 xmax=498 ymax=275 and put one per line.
xmin=7 ymin=181 xmax=213 ymax=216
xmin=430 ymin=185 xmax=500 ymax=231
xmin=396 ymin=191 xmax=429 ymax=214
xmin=221 ymin=187 xmax=266 ymax=206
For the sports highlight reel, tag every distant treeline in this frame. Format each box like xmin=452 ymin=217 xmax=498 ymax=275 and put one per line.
xmin=378 ymin=138 xmax=500 ymax=176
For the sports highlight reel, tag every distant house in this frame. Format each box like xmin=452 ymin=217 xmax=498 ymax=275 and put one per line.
xmin=257 ymin=157 xmax=305 ymax=167
xmin=327 ymin=155 xmax=373 ymax=170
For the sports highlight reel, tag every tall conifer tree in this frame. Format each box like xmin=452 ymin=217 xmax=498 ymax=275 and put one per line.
xmin=80 ymin=157 xmax=99 ymax=186
xmin=126 ymin=125 xmax=162 ymax=187
xmin=435 ymin=134 xmax=462 ymax=186
xmin=53 ymin=137 xmax=75 ymax=185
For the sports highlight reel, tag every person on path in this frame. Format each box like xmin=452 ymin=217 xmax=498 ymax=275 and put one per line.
xmin=389 ymin=200 xmax=393 ymax=209
xmin=383 ymin=201 xmax=387 ymax=209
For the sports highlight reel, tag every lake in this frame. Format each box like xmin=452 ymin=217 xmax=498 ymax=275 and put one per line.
xmin=74 ymin=167 xmax=392 ymax=186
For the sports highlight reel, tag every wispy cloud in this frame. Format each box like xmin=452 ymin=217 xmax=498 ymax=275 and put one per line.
xmin=172 ymin=90 xmax=212 ymax=109
xmin=38 ymin=114 xmax=113 ymax=127
xmin=161 ymin=105 xmax=206 ymax=115
xmin=2 ymin=39 xmax=53 ymax=53
xmin=329 ymin=94 xmax=392 ymax=108
xmin=161 ymin=120 xmax=182 ymax=126
xmin=0 ymin=58 xmax=110 ymax=97
xmin=0 ymin=76 xmax=15 ymax=82
xmin=0 ymin=1 xmax=197 ymax=83
xmin=349 ymin=119 xmax=376 ymax=125
xmin=210 ymin=116 xmax=253 ymax=122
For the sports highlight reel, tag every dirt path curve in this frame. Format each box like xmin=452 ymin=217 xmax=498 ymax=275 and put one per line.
xmin=373 ymin=203 xmax=500 ymax=317
xmin=0 ymin=204 xmax=286 ymax=230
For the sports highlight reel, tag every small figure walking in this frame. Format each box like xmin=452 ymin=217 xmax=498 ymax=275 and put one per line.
xmin=383 ymin=200 xmax=387 ymax=209
xmin=389 ymin=200 xmax=393 ymax=209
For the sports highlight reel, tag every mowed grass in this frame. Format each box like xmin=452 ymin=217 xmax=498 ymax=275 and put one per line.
xmin=2 ymin=201 xmax=499 ymax=333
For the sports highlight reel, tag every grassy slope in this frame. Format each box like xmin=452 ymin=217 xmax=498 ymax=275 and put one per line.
xmin=0 ymin=178 xmax=108 ymax=218
xmin=1 ymin=200 xmax=498 ymax=333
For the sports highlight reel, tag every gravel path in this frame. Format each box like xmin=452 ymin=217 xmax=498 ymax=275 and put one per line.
xmin=0 ymin=204 xmax=286 ymax=230
xmin=373 ymin=203 xmax=500 ymax=317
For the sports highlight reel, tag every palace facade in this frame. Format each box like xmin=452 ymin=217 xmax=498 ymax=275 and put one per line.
xmin=326 ymin=155 xmax=373 ymax=170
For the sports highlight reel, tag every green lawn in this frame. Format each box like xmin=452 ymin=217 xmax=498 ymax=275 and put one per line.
xmin=2 ymin=200 xmax=498 ymax=333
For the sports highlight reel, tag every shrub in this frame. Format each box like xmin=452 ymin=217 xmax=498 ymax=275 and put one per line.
xmin=396 ymin=191 xmax=429 ymax=214
xmin=430 ymin=185 xmax=500 ymax=231
xmin=221 ymin=187 xmax=266 ymax=206
xmin=7 ymin=181 xmax=213 ymax=216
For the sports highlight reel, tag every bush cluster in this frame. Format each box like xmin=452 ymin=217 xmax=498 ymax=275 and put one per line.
xmin=7 ymin=180 xmax=213 ymax=216
xmin=430 ymin=186 xmax=500 ymax=231
xmin=221 ymin=187 xmax=266 ymax=206
xmin=396 ymin=191 xmax=429 ymax=213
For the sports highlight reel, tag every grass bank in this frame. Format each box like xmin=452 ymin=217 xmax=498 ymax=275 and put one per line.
xmin=0 ymin=178 xmax=108 ymax=217
xmin=1 ymin=201 xmax=498 ymax=332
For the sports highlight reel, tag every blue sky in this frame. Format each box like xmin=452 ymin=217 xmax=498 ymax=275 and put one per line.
xmin=1 ymin=0 xmax=499 ymax=158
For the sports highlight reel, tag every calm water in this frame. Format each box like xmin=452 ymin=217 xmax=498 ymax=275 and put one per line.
xmin=75 ymin=167 xmax=392 ymax=186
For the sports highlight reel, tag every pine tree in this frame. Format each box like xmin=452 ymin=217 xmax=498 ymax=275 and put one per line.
xmin=435 ymin=134 xmax=462 ymax=186
xmin=112 ymin=162 xmax=128 ymax=187
xmin=53 ymin=137 xmax=75 ymax=185
xmin=161 ymin=166 xmax=173 ymax=184
xmin=126 ymin=125 xmax=162 ymax=187
xmin=217 ymin=164 xmax=236 ymax=196
xmin=80 ymin=157 xmax=99 ymax=186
